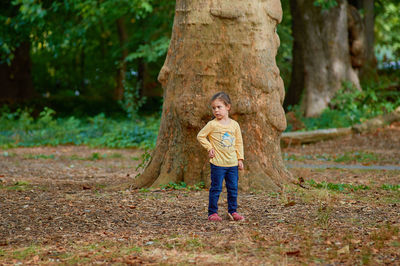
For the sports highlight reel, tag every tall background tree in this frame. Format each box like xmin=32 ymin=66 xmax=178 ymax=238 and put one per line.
xmin=285 ymin=0 xmax=361 ymax=117
xmin=0 ymin=1 xmax=38 ymax=103
xmin=134 ymin=0 xmax=293 ymax=191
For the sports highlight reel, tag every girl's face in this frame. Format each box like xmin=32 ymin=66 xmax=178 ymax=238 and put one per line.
xmin=211 ymin=99 xmax=230 ymax=120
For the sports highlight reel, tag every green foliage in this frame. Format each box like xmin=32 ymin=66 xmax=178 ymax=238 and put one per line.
xmin=0 ymin=107 xmax=159 ymax=148
xmin=90 ymin=152 xmax=101 ymax=160
xmin=333 ymin=151 xmax=379 ymax=163
xmin=160 ymin=181 xmax=205 ymax=191
xmin=11 ymin=245 xmax=39 ymax=260
xmin=283 ymin=151 xmax=380 ymax=163
xmin=313 ymin=0 xmax=338 ymax=10
xmin=139 ymin=187 xmax=151 ymax=193
xmin=316 ymin=205 xmax=332 ymax=229
xmin=2 ymin=151 xmax=16 ymax=157
xmin=276 ymin=0 xmax=292 ymax=88
xmin=381 ymin=184 xmax=400 ymax=191
xmin=1 ymin=0 xmax=174 ymax=114
xmin=1 ymin=181 xmax=31 ymax=191
xmin=119 ymin=81 xmax=147 ymax=119
xmin=375 ymin=1 xmax=400 ymax=61
xmin=189 ymin=181 xmax=205 ymax=191
xmin=307 ymin=179 xmax=370 ymax=192
xmin=161 ymin=181 xmax=187 ymax=190
xmin=24 ymin=154 xmax=55 ymax=159
xmin=134 ymin=148 xmax=152 ymax=177
xmin=126 ymin=36 xmax=170 ymax=63
xmin=291 ymin=80 xmax=400 ymax=131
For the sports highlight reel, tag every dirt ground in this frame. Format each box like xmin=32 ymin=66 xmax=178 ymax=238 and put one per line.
xmin=0 ymin=126 xmax=399 ymax=265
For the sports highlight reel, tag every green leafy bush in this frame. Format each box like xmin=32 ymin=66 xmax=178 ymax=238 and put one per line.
xmin=289 ymin=79 xmax=400 ymax=131
xmin=0 ymin=107 xmax=159 ymax=149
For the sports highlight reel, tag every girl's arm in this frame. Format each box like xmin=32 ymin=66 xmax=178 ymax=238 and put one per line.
xmin=197 ymin=122 xmax=213 ymax=152
xmin=235 ymin=123 xmax=244 ymax=161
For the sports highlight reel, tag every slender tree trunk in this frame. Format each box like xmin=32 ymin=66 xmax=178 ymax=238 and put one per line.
xmin=348 ymin=4 xmax=366 ymax=71
xmin=360 ymin=0 xmax=376 ymax=79
xmin=115 ymin=17 xmax=129 ymax=101
xmin=286 ymin=0 xmax=360 ymax=117
xmin=283 ymin=0 xmax=306 ymax=109
xmin=137 ymin=58 xmax=145 ymax=97
xmin=80 ymin=48 xmax=85 ymax=91
xmin=134 ymin=0 xmax=293 ymax=191
xmin=0 ymin=42 xmax=35 ymax=102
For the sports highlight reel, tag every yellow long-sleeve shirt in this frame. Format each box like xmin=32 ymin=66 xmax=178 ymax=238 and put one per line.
xmin=197 ymin=118 xmax=244 ymax=167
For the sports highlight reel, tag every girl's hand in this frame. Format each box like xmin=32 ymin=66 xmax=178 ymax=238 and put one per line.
xmin=238 ymin=160 xmax=244 ymax=170
xmin=209 ymin=149 xmax=215 ymax=158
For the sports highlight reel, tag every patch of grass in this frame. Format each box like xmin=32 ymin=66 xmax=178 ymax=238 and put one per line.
xmin=334 ymin=151 xmax=379 ymax=163
xmin=381 ymin=184 xmax=400 ymax=191
xmin=64 ymin=256 xmax=91 ymax=264
xmin=185 ymin=238 xmax=204 ymax=251
xmin=95 ymin=184 xmax=107 ymax=190
xmin=267 ymin=192 xmax=280 ymax=198
xmin=1 ymin=151 xmax=16 ymax=157
xmin=24 ymin=154 xmax=56 ymax=159
xmin=360 ymin=248 xmax=372 ymax=265
xmin=284 ymin=151 xmax=381 ymax=163
xmin=12 ymin=245 xmax=39 ymax=260
xmin=1 ymin=181 xmax=31 ymax=191
xmin=121 ymin=246 xmax=142 ymax=255
xmin=68 ymin=154 xmax=84 ymax=160
xmin=392 ymin=241 xmax=400 ymax=247
xmin=105 ymin=153 xmax=123 ymax=159
xmin=89 ymin=152 xmax=101 ymax=161
xmin=283 ymin=153 xmax=313 ymax=162
xmin=370 ymin=223 xmax=399 ymax=249
xmin=139 ymin=187 xmax=151 ymax=193
xmin=316 ymin=205 xmax=332 ymax=230
xmin=307 ymin=179 xmax=370 ymax=192
xmin=67 ymin=152 xmax=124 ymax=161
xmin=160 ymin=181 xmax=206 ymax=191
xmin=188 ymin=181 xmax=205 ymax=191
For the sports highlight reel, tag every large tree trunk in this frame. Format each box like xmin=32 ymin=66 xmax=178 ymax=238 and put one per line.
xmin=134 ymin=0 xmax=293 ymax=191
xmin=0 ymin=42 xmax=35 ymax=103
xmin=286 ymin=0 xmax=360 ymax=117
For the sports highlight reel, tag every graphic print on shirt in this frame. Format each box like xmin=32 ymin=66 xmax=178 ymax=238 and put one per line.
xmin=220 ymin=131 xmax=235 ymax=148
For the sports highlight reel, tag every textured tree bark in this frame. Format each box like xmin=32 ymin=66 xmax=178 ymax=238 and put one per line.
xmin=134 ymin=0 xmax=293 ymax=191
xmin=0 ymin=42 xmax=35 ymax=102
xmin=286 ymin=0 xmax=360 ymax=117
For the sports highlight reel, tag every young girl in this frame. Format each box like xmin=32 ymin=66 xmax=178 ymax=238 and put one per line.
xmin=197 ymin=92 xmax=245 ymax=222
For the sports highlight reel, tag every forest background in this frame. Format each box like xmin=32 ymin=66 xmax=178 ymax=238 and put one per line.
xmin=0 ymin=0 xmax=399 ymax=148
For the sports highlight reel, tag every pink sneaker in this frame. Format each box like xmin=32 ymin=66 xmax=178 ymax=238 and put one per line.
xmin=208 ymin=213 xmax=222 ymax=221
xmin=230 ymin=212 xmax=245 ymax=221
